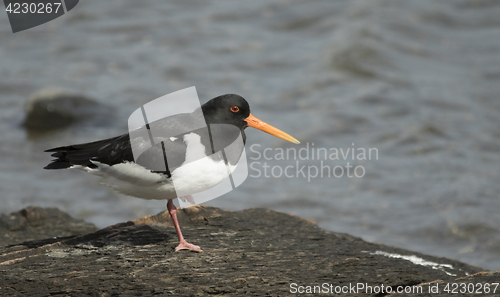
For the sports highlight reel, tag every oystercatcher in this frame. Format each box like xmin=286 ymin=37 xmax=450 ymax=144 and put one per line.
xmin=44 ymin=94 xmax=299 ymax=252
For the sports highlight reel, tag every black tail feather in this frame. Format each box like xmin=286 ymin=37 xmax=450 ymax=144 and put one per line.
xmin=44 ymin=134 xmax=133 ymax=170
xmin=44 ymin=161 xmax=72 ymax=169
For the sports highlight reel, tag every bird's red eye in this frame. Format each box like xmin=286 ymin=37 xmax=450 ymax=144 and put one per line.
xmin=230 ymin=106 xmax=239 ymax=112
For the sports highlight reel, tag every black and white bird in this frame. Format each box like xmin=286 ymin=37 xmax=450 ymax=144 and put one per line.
xmin=44 ymin=94 xmax=299 ymax=252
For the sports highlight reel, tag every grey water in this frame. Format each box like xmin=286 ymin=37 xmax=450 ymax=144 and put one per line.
xmin=1 ymin=0 xmax=499 ymax=270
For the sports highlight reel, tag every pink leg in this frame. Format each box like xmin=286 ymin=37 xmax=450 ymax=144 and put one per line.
xmin=167 ymin=199 xmax=202 ymax=252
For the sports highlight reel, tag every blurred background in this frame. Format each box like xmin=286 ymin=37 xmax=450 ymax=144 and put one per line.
xmin=1 ymin=0 xmax=499 ymax=270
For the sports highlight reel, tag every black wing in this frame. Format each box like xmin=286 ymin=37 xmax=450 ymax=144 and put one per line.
xmin=43 ymin=112 xmax=195 ymax=171
xmin=44 ymin=110 xmax=243 ymax=171
xmin=44 ymin=133 xmax=134 ymax=169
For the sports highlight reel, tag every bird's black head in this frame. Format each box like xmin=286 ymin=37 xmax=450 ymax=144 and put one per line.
xmin=201 ymin=94 xmax=251 ymax=129
xmin=201 ymin=94 xmax=300 ymax=144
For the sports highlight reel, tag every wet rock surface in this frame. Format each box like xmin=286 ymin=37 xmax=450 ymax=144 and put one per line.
xmin=0 ymin=206 xmax=98 ymax=246
xmin=0 ymin=206 xmax=493 ymax=296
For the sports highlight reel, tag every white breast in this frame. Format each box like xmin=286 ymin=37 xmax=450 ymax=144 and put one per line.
xmin=170 ymin=133 xmax=236 ymax=197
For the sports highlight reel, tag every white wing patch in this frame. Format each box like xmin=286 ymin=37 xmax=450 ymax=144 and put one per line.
xmin=87 ymin=160 xmax=177 ymax=200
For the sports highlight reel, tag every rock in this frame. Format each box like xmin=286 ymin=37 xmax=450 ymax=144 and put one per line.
xmin=21 ymin=88 xmax=109 ymax=130
xmin=0 ymin=206 xmax=491 ymax=296
xmin=0 ymin=206 xmax=98 ymax=247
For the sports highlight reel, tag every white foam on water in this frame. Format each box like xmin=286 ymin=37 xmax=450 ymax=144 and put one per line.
xmin=365 ymin=251 xmax=458 ymax=276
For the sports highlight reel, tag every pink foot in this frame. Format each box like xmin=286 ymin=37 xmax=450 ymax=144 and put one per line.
xmin=175 ymin=240 xmax=202 ymax=252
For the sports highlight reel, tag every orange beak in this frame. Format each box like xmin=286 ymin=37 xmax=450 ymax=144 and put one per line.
xmin=245 ymin=113 xmax=300 ymax=144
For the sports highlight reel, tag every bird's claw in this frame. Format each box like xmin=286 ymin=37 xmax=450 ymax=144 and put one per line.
xmin=175 ymin=241 xmax=202 ymax=252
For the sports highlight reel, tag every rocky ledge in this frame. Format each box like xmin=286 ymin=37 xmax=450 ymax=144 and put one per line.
xmin=0 ymin=206 xmax=497 ymax=296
